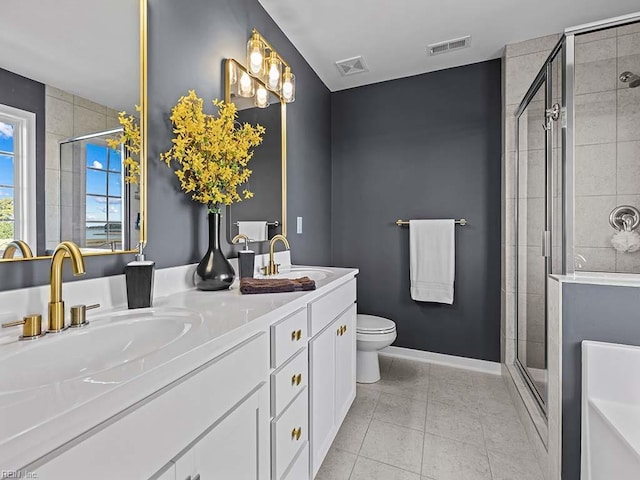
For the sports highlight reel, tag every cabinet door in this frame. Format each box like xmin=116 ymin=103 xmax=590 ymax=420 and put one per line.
xmin=191 ymin=385 xmax=269 ymax=480
xmin=309 ymin=322 xmax=337 ymax=478
xmin=334 ymin=304 xmax=356 ymax=425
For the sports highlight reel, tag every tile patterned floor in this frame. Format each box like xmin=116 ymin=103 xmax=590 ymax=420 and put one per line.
xmin=316 ymin=356 xmax=544 ymax=480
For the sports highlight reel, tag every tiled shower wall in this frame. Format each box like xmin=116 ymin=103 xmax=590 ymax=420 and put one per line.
xmin=573 ymin=22 xmax=640 ymax=273
xmin=44 ymin=86 xmax=120 ymax=252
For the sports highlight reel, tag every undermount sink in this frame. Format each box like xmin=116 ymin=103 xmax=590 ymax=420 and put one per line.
xmin=0 ymin=308 xmax=202 ymax=393
xmin=270 ymin=268 xmax=332 ymax=282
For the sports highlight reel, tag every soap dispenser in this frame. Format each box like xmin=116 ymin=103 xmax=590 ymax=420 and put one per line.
xmin=125 ymin=244 xmax=155 ymax=309
xmin=232 ymin=234 xmax=255 ymax=279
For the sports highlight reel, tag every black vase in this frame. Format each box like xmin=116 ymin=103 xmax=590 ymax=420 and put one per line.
xmin=194 ymin=211 xmax=235 ymax=291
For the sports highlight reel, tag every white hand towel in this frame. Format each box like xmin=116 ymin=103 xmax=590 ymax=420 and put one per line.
xmin=409 ymin=219 xmax=455 ymax=304
xmin=238 ymin=221 xmax=268 ymax=242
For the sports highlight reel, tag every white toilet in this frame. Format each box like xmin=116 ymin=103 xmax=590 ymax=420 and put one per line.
xmin=356 ymin=314 xmax=397 ymax=383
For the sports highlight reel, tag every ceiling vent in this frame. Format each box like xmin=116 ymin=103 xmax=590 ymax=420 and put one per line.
xmin=335 ymin=56 xmax=368 ymax=76
xmin=428 ymin=36 xmax=471 ymax=56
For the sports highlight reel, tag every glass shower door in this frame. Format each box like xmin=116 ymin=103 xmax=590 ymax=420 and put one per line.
xmin=516 ymin=80 xmax=549 ymax=409
xmin=515 ymin=47 xmax=564 ymax=411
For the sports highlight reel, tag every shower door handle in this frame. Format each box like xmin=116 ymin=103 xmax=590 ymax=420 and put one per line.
xmin=541 ymin=231 xmax=551 ymax=258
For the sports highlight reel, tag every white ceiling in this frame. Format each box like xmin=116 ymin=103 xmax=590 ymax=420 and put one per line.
xmin=2 ymin=0 xmax=636 ymax=110
xmin=0 ymin=0 xmax=139 ymax=112
xmin=258 ymin=0 xmax=640 ymax=91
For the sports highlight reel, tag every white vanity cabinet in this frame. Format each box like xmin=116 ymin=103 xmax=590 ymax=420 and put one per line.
xmin=10 ymin=268 xmax=358 ymax=480
xmin=309 ymin=280 xmax=357 ymax=478
xmin=168 ymin=385 xmax=270 ymax=480
xmin=32 ymin=333 xmax=270 ymax=480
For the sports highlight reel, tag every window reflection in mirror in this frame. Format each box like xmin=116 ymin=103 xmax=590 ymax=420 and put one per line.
xmin=0 ymin=105 xmax=36 ymax=257
xmin=54 ymin=129 xmax=139 ymax=254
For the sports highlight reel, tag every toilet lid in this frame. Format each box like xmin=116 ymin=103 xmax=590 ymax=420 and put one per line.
xmin=357 ymin=314 xmax=396 ymax=334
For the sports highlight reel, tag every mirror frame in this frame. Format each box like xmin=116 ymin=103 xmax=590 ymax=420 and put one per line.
xmin=224 ymin=58 xmax=287 ymax=238
xmin=0 ymin=0 xmax=148 ymax=263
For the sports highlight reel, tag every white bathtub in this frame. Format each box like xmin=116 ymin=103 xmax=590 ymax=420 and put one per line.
xmin=582 ymin=341 xmax=640 ymax=480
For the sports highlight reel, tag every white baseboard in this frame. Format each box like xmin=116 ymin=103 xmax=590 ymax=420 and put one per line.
xmin=380 ymin=346 xmax=502 ymax=375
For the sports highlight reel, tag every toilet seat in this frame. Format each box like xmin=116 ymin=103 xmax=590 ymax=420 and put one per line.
xmin=357 ymin=314 xmax=396 ymax=335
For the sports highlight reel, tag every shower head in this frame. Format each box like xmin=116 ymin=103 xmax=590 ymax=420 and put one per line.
xmin=619 ymin=71 xmax=640 ymax=88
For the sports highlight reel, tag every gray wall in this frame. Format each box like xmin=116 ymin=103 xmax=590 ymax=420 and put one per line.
xmin=145 ymin=0 xmax=332 ymax=268
xmin=0 ymin=0 xmax=332 ymax=291
xmin=331 ymin=60 xmax=502 ymax=362
xmin=0 ymin=67 xmax=45 ymax=255
xmin=561 ymin=282 xmax=640 ymax=480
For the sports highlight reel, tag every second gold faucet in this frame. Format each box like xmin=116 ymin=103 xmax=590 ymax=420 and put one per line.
xmin=262 ymin=234 xmax=290 ymax=276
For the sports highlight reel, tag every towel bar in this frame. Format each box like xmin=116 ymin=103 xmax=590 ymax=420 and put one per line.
xmin=396 ymin=219 xmax=467 ymax=226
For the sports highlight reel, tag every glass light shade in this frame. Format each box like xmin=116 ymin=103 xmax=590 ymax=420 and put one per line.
xmin=282 ymin=67 xmax=295 ymax=103
xmin=247 ymin=33 xmax=265 ymax=76
xmin=265 ymin=52 xmax=282 ymax=92
xmin=255 ymin=85 xmax=269 ymax=108
xmin=238 ymin=71 xmax=255 ymax=98
xmin=228 ymin=61 xmax=237 ymax=86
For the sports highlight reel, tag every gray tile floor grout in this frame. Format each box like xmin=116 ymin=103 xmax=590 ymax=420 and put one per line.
xmin=315 ymin=356 xmax=544 ymax=480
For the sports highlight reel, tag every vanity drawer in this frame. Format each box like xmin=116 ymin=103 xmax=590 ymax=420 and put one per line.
xmin=282 ymin=443 xmax=309 ymax=480
xmin=271 ymin=307 xmax=307 ymax=368
xmin=272 ymin=388 xmax=308 ymax=480
xmin=309 ymin=279 xmax=356 ymax=337
xmin=271 ymin=347 xmax=308 ymax=417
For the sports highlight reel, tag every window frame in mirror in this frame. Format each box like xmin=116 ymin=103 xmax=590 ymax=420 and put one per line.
xmin=0 ymin=0 xmax=148 ymax=263
xmin=223 ymin=58 xmax=287 ymax=242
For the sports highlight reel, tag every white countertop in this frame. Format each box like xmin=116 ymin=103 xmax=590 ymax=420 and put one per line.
xmin=0 ymin=264 xmax=358 ymax=470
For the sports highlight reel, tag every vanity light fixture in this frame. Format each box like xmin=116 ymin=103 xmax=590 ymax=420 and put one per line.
xmin=255 ymin=85 xmax=269 ymax=108
xmin=282 ymin=67 xmax=295 ymax=103
xmin=228 ymin=59 xmax=237 ymax=86
xmin=244 ymin=28 xmax=295 ymax=104
xmin=247 ymin=32 xmax=266 ymax=76
xmin=238 ymin=70 xmax=255 ymax=98
xmin=266 ymin=51 xmax=282 ymax=92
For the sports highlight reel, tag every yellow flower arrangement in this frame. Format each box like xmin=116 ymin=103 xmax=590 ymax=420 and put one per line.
xmin=106 ymin=107 xmax=141 ymax=184
xmin=161 ymin=90 xmax=265 ymax=213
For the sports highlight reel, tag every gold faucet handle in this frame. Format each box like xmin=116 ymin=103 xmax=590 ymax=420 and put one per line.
xmin=2 ymin=314 xmax=44 ymax=339
xmin=70 ymin=304 xmax=100 ymax=328
xmin=261 ymin=264 xmax=281 ymax=276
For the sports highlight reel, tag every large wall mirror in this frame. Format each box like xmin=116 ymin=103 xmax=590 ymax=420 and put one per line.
xmin=224 ymin=58 xmax=287 ymax=245
xmin=0 ymin=0 xmax=147 ymax=262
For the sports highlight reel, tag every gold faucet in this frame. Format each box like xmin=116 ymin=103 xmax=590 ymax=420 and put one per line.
xmin=48 ymin=241 xmax=86 ymax=332
xmin=2 ymin=240 xmax=33 ymax=259
xmin=262 ymin=234 xmax=290 ymax=276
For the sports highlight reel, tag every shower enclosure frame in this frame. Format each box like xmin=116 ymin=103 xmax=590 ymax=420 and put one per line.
xmin=512 ymin=11 xmax=640 ymax=415
xmin=58 ymin=127 xmax=134 ymax=251
xmin=514 ymin=45 xmax=562 ymax=414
